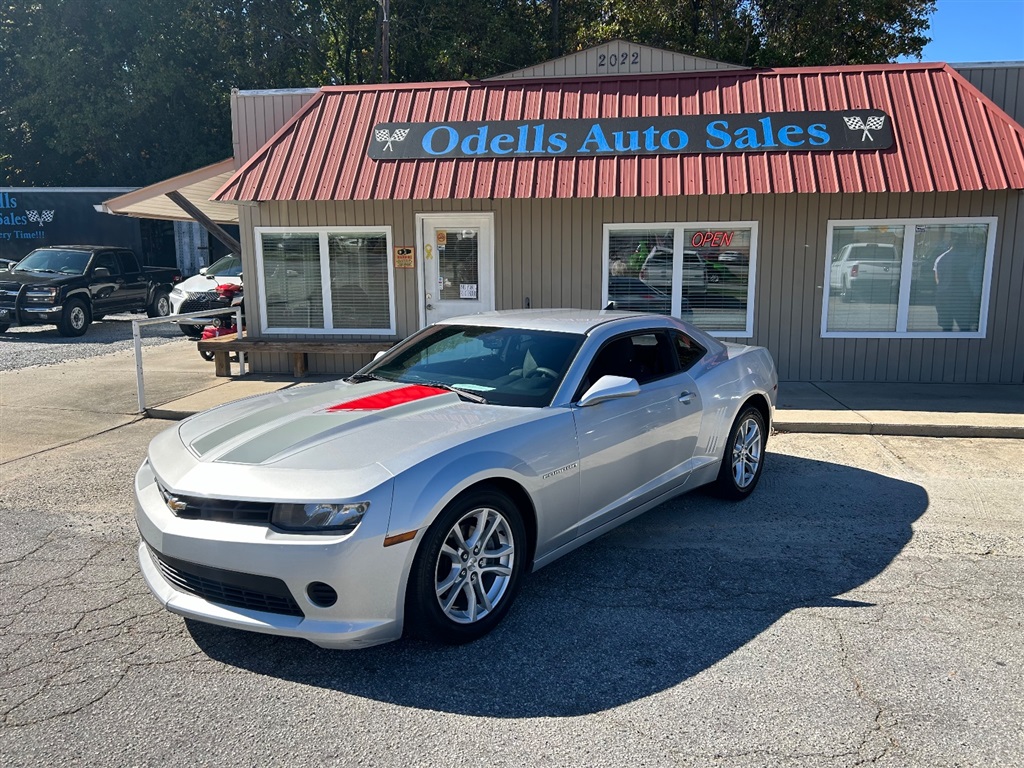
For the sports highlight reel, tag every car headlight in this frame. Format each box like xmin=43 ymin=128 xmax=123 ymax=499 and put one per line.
xmin=25 ymin=287 xmax=59 ymax=304
xmin=170 ymin=286 xmax=184 ymax=297
xmin=272 ymin=501 xmax=369 ymax=533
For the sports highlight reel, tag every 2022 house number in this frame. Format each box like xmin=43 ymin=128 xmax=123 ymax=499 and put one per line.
xmin=598 ymin=51 xmax=640 ymax=69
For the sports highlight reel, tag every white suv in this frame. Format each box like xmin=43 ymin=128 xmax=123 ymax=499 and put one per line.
xmin=639 ymin=247 xmax=708 ymax=295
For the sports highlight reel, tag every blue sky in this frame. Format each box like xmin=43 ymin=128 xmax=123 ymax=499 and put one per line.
xmin=899 ymin=0 xmax=1024 ymax=63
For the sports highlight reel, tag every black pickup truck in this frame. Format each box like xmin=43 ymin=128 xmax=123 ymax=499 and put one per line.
xmin=0 ymin=246 xmax=180 ymax=336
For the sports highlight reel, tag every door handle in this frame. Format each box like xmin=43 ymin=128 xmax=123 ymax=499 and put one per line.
xmin=425 ymin=303 xmax=434 ymax=310
xmin=678 ymin=391 xmax=694 ymax=404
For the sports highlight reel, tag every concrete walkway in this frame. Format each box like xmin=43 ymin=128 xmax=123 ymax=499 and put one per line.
xmin=2 ymin=338 xmax=1022 ymax=464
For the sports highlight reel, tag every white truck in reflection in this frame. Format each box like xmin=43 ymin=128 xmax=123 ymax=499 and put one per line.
xmin=829 ymin=242 xmax=901 ymax=303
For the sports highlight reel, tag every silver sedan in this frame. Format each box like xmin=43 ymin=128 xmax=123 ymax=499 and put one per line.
xmin=135 ymin=309 xmax=778 ymax=648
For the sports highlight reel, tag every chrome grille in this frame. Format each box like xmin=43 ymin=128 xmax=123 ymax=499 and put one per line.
xmin=151 ymin=548 xmax=303 ymax=617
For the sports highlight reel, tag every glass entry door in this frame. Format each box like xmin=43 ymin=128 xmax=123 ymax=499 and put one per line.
xmin=419 ymin=214 xmax=494 ymax=325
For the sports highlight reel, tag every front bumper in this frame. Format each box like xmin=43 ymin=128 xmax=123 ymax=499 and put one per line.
xmin=0 ymin=304 xmax=62 ymax=325
xmin=134 ymin=460 xmax=415 ymax=650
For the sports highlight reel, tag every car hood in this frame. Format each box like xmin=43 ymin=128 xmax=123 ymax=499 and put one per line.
xmin=0 ymin=271 xmax=78 ymax=288
xmin=150 ymin=379 xmax=543 ymax=499
xmin=173 ymin=273 xmax=241 ymax=293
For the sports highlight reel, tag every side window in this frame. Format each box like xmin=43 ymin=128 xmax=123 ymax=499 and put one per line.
xmin=581 ymin=332 xmax=676 ymax=395
xmin=93 ymin=252 xmax=121 ymax=275
xmin=673 ymin=331 xmax=707 ymax=372
xmin=115 ymin=250 xmax=141 ymax=273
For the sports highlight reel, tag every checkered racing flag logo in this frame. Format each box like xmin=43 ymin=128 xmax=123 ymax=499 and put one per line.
xmin=844 ymin=115 xmax=886 ymax=142
xmin=26 ymin=210 xmax=55 ymax=226
xmin=375 ymin=128 xmax=410 ymax=152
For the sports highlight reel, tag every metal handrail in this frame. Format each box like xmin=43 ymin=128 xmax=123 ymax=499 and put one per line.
xmin=131 ymin=306 xmax=245 ymax=413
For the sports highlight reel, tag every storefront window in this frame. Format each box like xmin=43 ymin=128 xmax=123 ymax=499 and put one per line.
xmin=604 ymin=223 xmax=756 ymax=337
xmin=257 ymin=227 xmax=396 ymax=335
xmin=823 ymin=219 xmax=993 ymax=337
xmin=327 ymin=233 xmax=391 ymax=329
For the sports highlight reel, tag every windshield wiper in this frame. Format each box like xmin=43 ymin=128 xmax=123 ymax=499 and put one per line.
xmin=24 ymin=268 xmax=58 ymax=274
xmin=345 ymin=372 xmax=391 ymax=383
xmin=424 ymin=382 xmax=488 ymax=404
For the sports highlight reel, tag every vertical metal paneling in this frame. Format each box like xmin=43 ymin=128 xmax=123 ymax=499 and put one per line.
xmin=239 ymin=189 xmax=1022 ymax=383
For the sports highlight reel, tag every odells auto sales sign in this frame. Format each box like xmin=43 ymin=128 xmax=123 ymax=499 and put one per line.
xmin=368 ymin=111 xmax=893 ymax=160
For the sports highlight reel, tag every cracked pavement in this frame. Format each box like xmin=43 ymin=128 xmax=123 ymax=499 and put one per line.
xmin=0 ymin=421 xmax=1022 ymax=767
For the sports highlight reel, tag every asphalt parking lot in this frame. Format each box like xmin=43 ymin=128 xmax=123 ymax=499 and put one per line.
xmin=1 ymin=419 xmax=1021 ymax=767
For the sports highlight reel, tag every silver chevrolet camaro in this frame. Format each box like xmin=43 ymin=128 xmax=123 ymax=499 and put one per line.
xmin=135 ymin=309 xmax=778 ymax=649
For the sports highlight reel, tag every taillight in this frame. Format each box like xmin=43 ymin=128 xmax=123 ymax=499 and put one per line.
xmin=639 ymin=268 xmax=648 ymax=280
xmin=850 ymin=264 xmax=859 ymax=277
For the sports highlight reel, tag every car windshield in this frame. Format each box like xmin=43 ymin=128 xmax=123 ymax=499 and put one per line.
xmin=205 ymin=255 xmax=242 ymax=277
xmin=13 ymin=248 xmax=91 ymax=275
xmin=358 ymin=325 xmax=584 ymax=408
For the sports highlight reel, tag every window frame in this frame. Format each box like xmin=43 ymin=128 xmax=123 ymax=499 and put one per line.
xmin=254 ymin=226 xmax=397 ymax=336
xmin=602 ymin=221 xmax=758 ymax=338
xmin=820 ymin=217 xmax=997 ymax=339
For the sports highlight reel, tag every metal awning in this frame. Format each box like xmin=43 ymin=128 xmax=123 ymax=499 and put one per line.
xmin=101 ymin=159 xmax=239 ymax=223
xmin=101 ymin=159 xmax=241 ymax=252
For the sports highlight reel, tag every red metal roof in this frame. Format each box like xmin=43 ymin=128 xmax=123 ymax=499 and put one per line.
xmin=213 ymin=63 xmax=1024 ymax=202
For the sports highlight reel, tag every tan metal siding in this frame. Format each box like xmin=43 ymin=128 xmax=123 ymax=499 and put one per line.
xmin=957 ymin=65 xmax=1024 ymax=126
xmin=486 ymin=41 xmax=742 ymax=80
xmin=239 ymin=191 xmax=1023 ymax=382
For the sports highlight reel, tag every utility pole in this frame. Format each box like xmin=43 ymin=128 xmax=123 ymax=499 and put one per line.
xmin=379 ymin=0 xmax=390 ymax=84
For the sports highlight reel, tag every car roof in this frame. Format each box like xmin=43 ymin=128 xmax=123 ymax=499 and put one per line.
xmin=437 ymin=308 xmax=656 ymax=334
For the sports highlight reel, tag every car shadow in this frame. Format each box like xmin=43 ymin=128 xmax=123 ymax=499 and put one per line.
xmin=187 ymin=452 xmax=927 ymax=717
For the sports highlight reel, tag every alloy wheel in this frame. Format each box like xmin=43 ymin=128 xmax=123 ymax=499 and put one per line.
xmin=434 ymin=506 xmax=515 ymax=624
xmin=731 ymin=416 xmax=762 ymax=489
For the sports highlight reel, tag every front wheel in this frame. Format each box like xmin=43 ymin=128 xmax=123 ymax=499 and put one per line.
xmin=57 ymin=298 xmax=90 ymax=337
xmin=406 ymin=489 xmax=527 ymax=644
xmin=147 ymin=289 xmax=171 ymax=318
xmin=714 ymin=406 xmax=767 ymax=500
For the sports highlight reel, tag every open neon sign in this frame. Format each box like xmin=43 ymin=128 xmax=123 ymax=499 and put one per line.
xmin=690 ymin=230 xmax=735 ymax=248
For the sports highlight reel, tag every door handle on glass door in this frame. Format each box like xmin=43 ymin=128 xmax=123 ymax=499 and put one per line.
xmin=678 ymin=391 xmax=694 ymax=404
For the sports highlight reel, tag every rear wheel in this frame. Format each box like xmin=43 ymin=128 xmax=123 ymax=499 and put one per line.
xmin=57 ymin=298 xmax=90 ymax=337
xmin=714 ymin=406 xmax=767 ymax=500
xmin=147 ymin=289 xmax=170 ymax=318
xmin=199 ymin=349 xmax=216 ymax=361
xmin=181 ymin=324 xmax=205 ymax=340
xmin=406 ymin=488 xmax=527 ymax=644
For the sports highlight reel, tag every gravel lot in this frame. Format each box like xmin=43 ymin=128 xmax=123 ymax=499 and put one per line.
xmin=0 ymin=314 xmax=187 ymax=372
xmin=1 ymin=425 xmax=1021 ymax=767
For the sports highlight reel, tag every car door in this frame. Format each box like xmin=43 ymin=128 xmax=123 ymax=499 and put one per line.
xmin=89 ymin=251 xmax=125 ymax=315
xmin=114 ymin=250 xmax=149 ymax=309
xmin=571 ymin=331 xmax=703 ymax=537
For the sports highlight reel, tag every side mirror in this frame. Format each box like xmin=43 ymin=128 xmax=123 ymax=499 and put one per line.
xmin=577 ymin=375 xmax=640 ymax=407
xmin=93 ymin=267 xmax=111 ymax=278
xmin=199 ymin=267 xmax=208 ymax=275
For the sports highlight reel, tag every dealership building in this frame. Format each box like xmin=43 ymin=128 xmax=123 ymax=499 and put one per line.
xmin=107 ymin=41 xmax=1024 ymax=383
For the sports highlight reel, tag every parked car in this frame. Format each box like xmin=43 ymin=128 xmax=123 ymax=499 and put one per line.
xmin=638 ymin=247 xmax=709 ymax=294
xmin=135 ymin=309 xmax=778 ymax=649
xmin=607 ymin=275 xmax=671 ymax=313
xmin=829 ymin=242 xmax=901 ymax=302
xmin=0 ymin=246 xmax=180 ymax=336
xmin=169 ymin=254 xmax=243 ymax=339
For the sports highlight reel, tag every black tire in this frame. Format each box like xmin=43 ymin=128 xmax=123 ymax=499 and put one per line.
xmin=181 ymin=324 xmax=205 ymax=340
xmin=406 ymin=488 xmax=527 ymax=644
xmin=713 ymin=405 xmax=767 ymax=500
xmin=57 ymin=298 xmax=90 ymax=337
xmin=147 ymin=289 xmax=171 ymax=318
xmin=199 ymin=349 xmax=215 ymax=361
